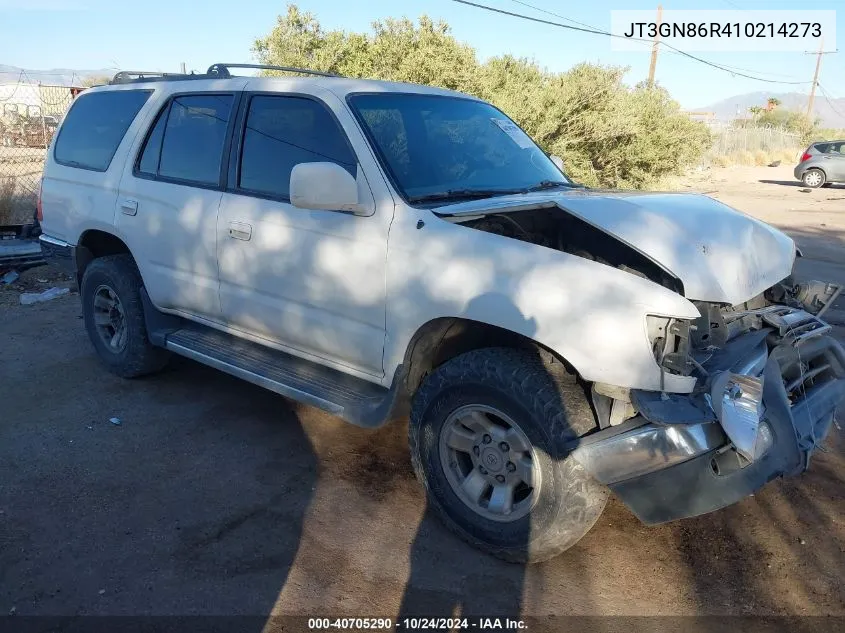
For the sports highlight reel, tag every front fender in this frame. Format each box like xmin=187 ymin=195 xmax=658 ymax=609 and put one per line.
xmin=384 ymin=211 xmax=700 ymax=392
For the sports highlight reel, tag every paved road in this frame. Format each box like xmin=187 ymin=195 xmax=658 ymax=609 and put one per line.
xmin=1 ymin=166 xmax=844 ymax=625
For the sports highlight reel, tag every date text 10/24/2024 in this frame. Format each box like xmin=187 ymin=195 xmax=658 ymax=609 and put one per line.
xmin=308 ymin=617 xmax=528 ymax=630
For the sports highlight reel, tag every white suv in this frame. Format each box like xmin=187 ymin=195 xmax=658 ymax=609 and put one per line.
xmin=39 ymin=64 xmax=845 ymax=562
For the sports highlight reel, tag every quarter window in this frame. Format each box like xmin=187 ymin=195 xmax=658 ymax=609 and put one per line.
xmin=54 ymin=90 xmax=152 ymax=171
xmin=238 ymin=95 xmax=356 ymax=200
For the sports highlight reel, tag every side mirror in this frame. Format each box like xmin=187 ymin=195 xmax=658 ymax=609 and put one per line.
xmin=289 ymin=162 xmax=363 ymax=214
xmin=550 ymin=155 xmax=564 ymax=171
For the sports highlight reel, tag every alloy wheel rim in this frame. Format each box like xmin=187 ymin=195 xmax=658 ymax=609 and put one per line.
xmin=438 ymin=404 xmax=540 ymax=522
xmin=92 ymin=284 xmax=128 ymax=352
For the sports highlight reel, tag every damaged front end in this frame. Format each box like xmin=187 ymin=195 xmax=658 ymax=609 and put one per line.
xmin=573 ymin=280 xmax=845 ymax=525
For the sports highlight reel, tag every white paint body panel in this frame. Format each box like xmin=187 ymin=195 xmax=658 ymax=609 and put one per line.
xmin=383 ymin=206 xmax=700 ymax=393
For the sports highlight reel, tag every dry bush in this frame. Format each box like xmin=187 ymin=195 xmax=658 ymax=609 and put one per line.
xmin=0 ymin=177 xmax=16 ymax=225
xmin=753 ymin=150 xmax=770 ymax=166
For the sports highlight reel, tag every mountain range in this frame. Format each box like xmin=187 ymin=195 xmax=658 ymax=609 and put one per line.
xmin=696 ymin=90 xmax=845 ymax=128
xmin=0 ymin=64 xmax=115 ymax=87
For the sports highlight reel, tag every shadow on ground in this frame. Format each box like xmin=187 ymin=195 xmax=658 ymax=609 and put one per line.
xmin=759 ymin=180 xmax=845 ymax=189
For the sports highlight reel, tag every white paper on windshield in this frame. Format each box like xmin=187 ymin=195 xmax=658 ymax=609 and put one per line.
xmin=491 ymin=118 xmax=534 ymax=149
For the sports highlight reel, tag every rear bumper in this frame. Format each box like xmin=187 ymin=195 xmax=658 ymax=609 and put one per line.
xmin=793 ymin=164 xmax=804 ymax=180
xmin=573 ymin=328 xmax=845 ymax=525
xmin=38 ymin=234 xmax=77 ymax=278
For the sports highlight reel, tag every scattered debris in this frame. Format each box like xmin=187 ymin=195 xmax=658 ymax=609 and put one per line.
xmin=799 ymin=188 xmax=812 ymax=193
xmin=1 ymin=270 xmax=19 ymax=285
xmin=109 ymin=417 xmax=121 ymax=426
xmin=20 ymin=287 xmax=70 ymax=305
xmin=8 ymin=606 xmax=16 ymax=616
xmin=98 ymin=589 xmax=105 ymax=596
xmin=768 ymin=160 xmax=781 ymax=167
xmin=36 ymin=278 xmax=47 ymax=283
xmin=800 ymin=538 xmax=806 ymax=545
xmin=86 ymin=425 xmax=93 ymax=430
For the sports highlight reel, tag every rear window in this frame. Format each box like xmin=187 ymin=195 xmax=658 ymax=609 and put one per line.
xmin=137 ymin=94 xmax=234 ymax=186
xmin=54 ymin=90 xmax=152 ymax=171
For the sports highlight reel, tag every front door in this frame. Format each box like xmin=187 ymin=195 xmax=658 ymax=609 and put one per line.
xmin=216 ymin=92 xmax=389 ymax=377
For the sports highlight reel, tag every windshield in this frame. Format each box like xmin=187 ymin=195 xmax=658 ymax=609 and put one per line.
xmin=348 ymin=93 xmax=570 ymax=204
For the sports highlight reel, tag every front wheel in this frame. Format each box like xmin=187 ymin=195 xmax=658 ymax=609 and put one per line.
xmin=409 ymin=348 xmax=608 ymax=563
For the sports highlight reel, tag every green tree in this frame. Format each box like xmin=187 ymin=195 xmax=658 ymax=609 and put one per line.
xmin=253 ymin=4 xmax=710 ymax=189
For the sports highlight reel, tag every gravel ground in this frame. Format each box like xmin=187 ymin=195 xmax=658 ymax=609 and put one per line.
xmin=1 ymin=165 xmax=844 ymax=626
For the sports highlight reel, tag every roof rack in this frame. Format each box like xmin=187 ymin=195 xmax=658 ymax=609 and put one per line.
xmin=110 ymin=71 xmax=201 ymax=85
xmin=109 ymin=63 xmax=342 ymax=85
xmin=206 ymin=63 xmax=342 ymax=78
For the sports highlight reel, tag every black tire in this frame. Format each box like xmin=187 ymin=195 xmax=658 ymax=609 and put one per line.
xmin=80 ymin=254 xmax=169 ymax=378
xmin=409 ymin=347 xmax=608 ymax=563
xmin=802 ymin=168 xmax=826 ymax=188
xmin=822 ymin=182 xmax=833 ymax=188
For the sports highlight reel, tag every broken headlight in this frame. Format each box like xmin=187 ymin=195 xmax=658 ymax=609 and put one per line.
xmin=710 ymin=372 xmax=772 ymax=463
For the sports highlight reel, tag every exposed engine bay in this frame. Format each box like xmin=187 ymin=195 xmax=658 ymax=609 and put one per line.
xmin=461 ymin=207 xmax=684 ymax=294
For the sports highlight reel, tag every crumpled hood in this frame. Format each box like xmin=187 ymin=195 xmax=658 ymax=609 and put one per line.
xmin=436 ymin=190 xmax=796 ymax=305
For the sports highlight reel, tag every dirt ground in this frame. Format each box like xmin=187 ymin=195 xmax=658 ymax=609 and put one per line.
xmin=1 ymin=165 xmax=844 ymax=626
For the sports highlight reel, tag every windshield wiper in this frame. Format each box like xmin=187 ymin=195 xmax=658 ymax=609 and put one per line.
xmin=522 ymin=180 xmax=573 ymax=192
xmin=408 ymin=188 xmax=526 ymax=204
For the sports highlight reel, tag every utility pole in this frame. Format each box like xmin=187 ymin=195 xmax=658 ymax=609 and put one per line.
xmin=647 ymin=4 xmax=663 ymax=88
xmin=804 ymin=40 xmax=836 ymax=118
xmin=180 ymin=62 xmax=187 ymax=74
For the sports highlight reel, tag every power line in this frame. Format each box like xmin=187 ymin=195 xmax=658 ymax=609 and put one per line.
xmin=817 ymin=84 xmax=845 ymax=121
xmin=454 ymin=0 xmax=811 ymax=85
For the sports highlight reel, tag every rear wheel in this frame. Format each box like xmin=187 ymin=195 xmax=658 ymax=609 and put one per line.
xmin=802 ymin=168 xmax=825 ymax=188
xmin=409 ymin=347 xmax=608 ymax=563
xmin=80 ymin=254 xmax=169 ymax=378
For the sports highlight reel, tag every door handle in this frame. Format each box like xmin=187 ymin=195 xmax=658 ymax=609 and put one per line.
xmin=228 ymin=222 xmax=252 ymax=241
xmin=120 ymin=199 xmax=138 ymax=216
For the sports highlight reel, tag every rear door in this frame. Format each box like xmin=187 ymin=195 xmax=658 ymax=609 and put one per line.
xmin=116 ymin=88 xmax=242 ymax=321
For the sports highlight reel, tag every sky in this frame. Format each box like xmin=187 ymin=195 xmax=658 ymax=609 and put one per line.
xmin=0 ymin=0 xmax=842 ymax=108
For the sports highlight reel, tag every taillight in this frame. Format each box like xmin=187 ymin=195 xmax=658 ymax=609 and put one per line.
xmin=800 ymin=152 xmax=812 ymax=163
xmin=36 ymin=179 xmax=43 ymax=222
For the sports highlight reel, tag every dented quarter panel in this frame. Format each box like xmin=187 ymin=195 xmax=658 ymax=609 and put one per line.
xmin=436 ymin=191 xmax=797 ymax=305
xmin=383 ymin=205 xmax=700 ymax=392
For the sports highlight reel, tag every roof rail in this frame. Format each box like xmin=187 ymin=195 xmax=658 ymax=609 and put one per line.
xmin=109 ymin=70 xmax=203 ymax=85
xmin=206 ymin=63 xmax=342 ymax=78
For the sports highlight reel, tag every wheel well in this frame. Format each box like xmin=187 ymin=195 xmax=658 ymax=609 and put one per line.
xmin=402 ymin=317 xmax=573 ymax=394
xmin=76 ymin=230 xmax=131 ymax=284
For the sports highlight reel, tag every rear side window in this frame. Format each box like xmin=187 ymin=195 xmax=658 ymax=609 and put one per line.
xmin=238 ymin=95 xmax=356 ymax=200
xmin=137 ymin=94 xmax=234 ymax=186
xmin=54 ymin=90 xmax=151 ymax=171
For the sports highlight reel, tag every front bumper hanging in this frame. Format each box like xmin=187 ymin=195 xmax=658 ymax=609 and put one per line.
xmin=573 ymin=307 xmax=845 ymax=525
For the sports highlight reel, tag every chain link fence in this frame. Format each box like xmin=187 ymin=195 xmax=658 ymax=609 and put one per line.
xmin=705 ymin=123 xmax=803 ymax=167
xmin=1 ymin=82 xmax=79 ymax=225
